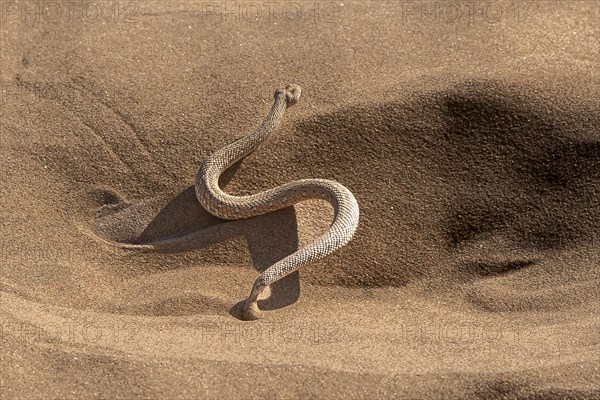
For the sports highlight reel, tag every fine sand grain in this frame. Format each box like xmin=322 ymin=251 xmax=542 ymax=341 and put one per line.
xmin=1 ymin=1 xmax=599 ymax=398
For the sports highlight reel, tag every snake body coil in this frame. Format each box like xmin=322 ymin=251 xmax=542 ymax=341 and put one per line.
xmin=195 ymin=84 xmax=360 ymax=320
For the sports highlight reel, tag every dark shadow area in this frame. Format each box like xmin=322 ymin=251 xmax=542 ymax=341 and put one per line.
xmin=465 ymin=260 xmax=536 ymax=279
xmin=134 ymin=185 xmax=222 ymax=245
xmin=134 ymin=158 xmax=246 ymax=245
xmin=472 ymin=375 xmax=600 ymax=400
xmin=438 ymin=80 xmax=600 ymax=253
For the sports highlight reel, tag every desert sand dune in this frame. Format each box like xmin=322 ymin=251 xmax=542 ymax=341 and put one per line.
xmin=1 ymin=1 xmax=599 ymax=398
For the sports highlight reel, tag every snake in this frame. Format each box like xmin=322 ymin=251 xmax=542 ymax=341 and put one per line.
xmin=96 ymin=84 xmax=360 ymax=320
xmin=195 ymin=84 xmax=360 ymax=320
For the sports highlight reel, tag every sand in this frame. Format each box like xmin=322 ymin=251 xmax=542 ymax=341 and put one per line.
xmin=1 ymin=1 xmax=599 ymax=398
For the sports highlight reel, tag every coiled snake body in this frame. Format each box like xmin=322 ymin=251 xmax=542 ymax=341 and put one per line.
xmin=196 ymin=84 xmax=360 ymax=320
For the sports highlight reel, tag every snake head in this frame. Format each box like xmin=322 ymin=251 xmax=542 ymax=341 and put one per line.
xmin=275 ymin=84 xmax=302 ymax=107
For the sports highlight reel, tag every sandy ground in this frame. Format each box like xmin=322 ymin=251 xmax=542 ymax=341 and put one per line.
xmin=1 ymin=1 xmax=599 ymax=398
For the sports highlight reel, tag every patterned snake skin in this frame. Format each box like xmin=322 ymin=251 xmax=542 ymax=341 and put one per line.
xmin=195 ymin=84 xmax=360 ymax=320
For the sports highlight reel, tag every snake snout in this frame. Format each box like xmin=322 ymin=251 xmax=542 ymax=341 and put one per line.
xmin=276 ymin=84 xmax=301 ymax=107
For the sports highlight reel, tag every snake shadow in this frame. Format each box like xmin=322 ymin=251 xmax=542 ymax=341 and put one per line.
xmin=91 ymin=161 xmax=301 ymax=318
